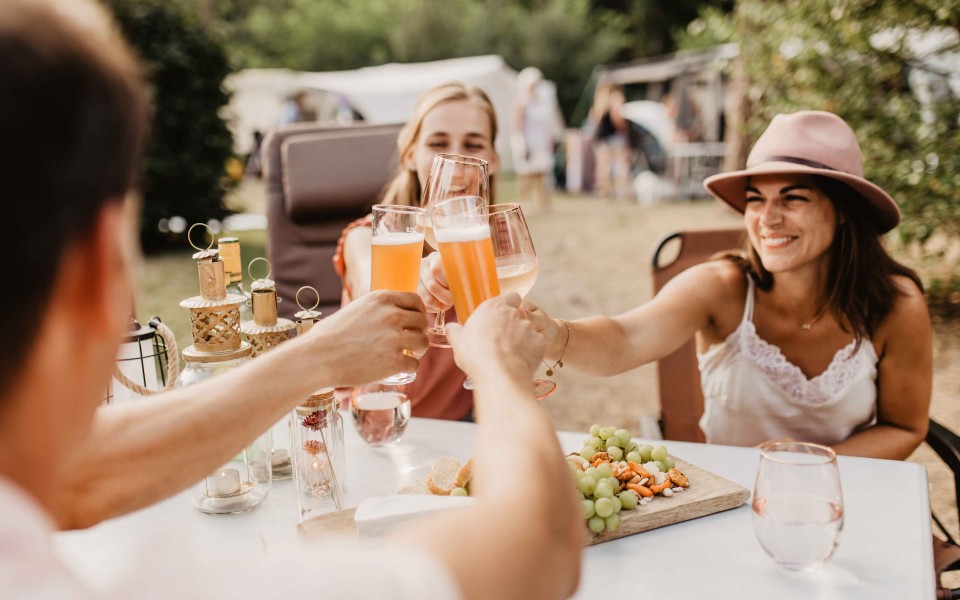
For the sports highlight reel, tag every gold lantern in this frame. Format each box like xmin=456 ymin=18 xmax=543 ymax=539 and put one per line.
xmin=240 ymin=258 xmax=296 ymax=357
xmin=178 ymin=224 xmax=248 ymax=356
xmin=175 ymin=224 xmax=267 ymax=514
xmin=293 ymin=285 xmax=323 ymax=336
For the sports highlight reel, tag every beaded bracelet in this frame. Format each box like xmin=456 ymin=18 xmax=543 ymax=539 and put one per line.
xmin=544 ymin=319 xmax=570 ymax=377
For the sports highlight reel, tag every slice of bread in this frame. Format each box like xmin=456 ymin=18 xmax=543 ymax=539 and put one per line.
xmin=454 ymin=457 xmax=473 ymax=489
xmin=426 ymin=457 xmax=460 ymax=496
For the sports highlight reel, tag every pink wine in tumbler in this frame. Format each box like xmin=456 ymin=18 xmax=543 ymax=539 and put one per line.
xmin=352 ymin=390 xmax=412 ymax=446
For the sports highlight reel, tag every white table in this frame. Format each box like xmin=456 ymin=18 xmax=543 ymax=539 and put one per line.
xmin=53 ymin=415 xmax=935 ymax=599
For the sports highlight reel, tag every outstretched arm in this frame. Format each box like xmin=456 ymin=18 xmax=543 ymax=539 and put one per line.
xmin=526 ymin=260 xmax=741 ymax=376
xmin=57 ymin=291 xmax=428 ymax=529
xmin=398 ymin=293 xmax=582 ymax=600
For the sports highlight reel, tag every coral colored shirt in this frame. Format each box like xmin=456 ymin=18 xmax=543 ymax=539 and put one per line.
xmin=333 ymin=216 xmax=473 ymax=421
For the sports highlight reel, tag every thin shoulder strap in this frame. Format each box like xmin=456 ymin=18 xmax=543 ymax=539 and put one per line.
xmin=741 ymin=275 xmax=756 ymax=324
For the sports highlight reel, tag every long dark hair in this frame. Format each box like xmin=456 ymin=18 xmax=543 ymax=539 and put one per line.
xmin=721 ymin=176 xmax=922 ymax=344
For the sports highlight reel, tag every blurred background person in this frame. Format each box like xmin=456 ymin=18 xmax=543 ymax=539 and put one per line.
xmin=279 ymin=89 xmax=316 ymax=126
xmin=589 ymin=82 xmax=630 ymax=199
xmin=511 ymin=67 xmax=560 ymax=213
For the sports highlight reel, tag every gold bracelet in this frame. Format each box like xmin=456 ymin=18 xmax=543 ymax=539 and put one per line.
xmin=545 ymin=319 xmax=570 ymax=377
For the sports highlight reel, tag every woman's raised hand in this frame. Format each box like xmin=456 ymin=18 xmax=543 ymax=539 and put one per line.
xmin=521 ymin=299 xmax=565 ymax=359
xmin=446 ymin=293 xmax=545 ymax=383
xmin=418 ymin=251 xmax=453 ymax=314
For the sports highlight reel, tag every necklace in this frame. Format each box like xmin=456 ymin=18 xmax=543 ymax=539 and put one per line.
xmin=800 ymin=311 xmax=825 ymax=331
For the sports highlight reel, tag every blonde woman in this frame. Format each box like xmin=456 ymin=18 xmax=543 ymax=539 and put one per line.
xmin=333 ymin=82 xmax=499 ymax=420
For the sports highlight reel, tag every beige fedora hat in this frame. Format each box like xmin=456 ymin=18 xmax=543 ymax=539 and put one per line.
xmin=704 ymin=111 xmax=901 ymax=233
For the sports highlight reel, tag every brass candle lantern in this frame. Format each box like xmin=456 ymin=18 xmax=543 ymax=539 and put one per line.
xmin=174 ymin=224 xmax=270 ymax=514
xmin=240 ymin=258 xmax=295 ymax=357
xmin=294 ymin=286 xmax=323 ymax=336
xmin=178 ymin=224 xmax=248 ymax=355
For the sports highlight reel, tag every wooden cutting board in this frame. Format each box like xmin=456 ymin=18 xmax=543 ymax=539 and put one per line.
xmin=298 ymin=457 xmax=750 ymax=545
xmin=586 ymin=457 xmax=750 ymax=545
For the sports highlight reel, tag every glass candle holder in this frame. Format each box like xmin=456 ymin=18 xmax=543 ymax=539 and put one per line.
xmin=177 ymin=344 xmax=273 ymax=514
xmin=290 ymin=388 xmax=344 ymax=521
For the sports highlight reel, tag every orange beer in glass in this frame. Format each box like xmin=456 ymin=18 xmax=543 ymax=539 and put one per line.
xmin=370 ymin=205 xmax=426 ymax=385
xmin=430 ymin=197 xmax=500 ymax=324
xmin=372 ymin=232 xmax=423 ymax=293
xmin=436 ymin=225 xmax=500 ymax=323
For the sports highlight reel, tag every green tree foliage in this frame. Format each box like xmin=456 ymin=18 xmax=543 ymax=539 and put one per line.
xmin=208 ymin=0 xmax=631 ymax=120
xmin=595 ymin=0 xmax=734 ymax=58
xmin=682 ymin=0 xmax=960 ymax=290
xmin=109 ymin=0 xmax=235 ymax=249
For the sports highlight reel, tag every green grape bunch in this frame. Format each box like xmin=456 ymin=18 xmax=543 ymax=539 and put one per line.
xmin=567 ymin=424 xmax=690 ymax=534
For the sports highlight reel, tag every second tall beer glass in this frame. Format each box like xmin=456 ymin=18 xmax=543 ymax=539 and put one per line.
xmin=430 ymin=196 xmax=500 ymax=389
xmin=421 ymin=154 xmax=490 ymax=347
xmin=430 ymin=196 xmax=500 ymax=323
xmin=370 ymin=204 xmax=426 ymax=385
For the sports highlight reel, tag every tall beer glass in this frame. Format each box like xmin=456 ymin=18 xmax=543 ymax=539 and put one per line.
xmin=370 ymin=204 xmax=426 ymax=385
xmin=430 ymin=196 xmax=499 ymax=389
xmin=421 ymin=154 xmax=490 ymax=348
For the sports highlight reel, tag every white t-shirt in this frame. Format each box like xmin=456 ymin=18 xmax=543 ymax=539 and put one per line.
xmin=0 ymin=477 xmax=462 ymax=600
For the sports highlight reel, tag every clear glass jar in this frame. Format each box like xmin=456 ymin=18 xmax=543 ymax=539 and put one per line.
xmin=176 ymin=343 xmax=272 ymax=514
xmin=290 ymin=388 xmax=344 ymax=521
xmin=226 ymin=281 xmax=253 ymax=322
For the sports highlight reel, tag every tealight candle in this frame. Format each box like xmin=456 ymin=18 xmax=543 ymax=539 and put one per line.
xmin=206 ymin=468 xmax=241 ymax=497
xmin=271 ymin=448 xmax=290 ymax=467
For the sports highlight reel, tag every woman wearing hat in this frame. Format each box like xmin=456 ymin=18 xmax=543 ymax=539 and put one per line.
xmin=523 ymin=110 xmax=932 ymax=459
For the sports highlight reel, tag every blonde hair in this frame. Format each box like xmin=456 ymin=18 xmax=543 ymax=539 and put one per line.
xmin=381 ymin=81 xmax=498 ymax=206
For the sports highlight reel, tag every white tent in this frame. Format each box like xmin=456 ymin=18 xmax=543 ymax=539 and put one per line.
xmin=225 ymin=55 xmax=561 ymax=172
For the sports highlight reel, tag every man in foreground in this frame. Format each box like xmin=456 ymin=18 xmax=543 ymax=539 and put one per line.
xmin=0 ymin=1 xmax=582 ymax=598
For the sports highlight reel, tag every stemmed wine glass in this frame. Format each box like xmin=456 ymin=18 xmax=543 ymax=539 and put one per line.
xmin=488 ymin=203 xmax=556 ymax=400
xmin=421 ymin=154 xmax=490 ymax=348
xmin=752 ymin=442 xmax=844 ymax=571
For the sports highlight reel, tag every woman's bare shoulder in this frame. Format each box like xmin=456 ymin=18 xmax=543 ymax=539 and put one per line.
xmin=874 ymin=274 xmax=931 ymax=347
xmin=887 ymin=274 xmax=929 ymax=321
xmin=669 ymin=258 xmax=747 ymax=300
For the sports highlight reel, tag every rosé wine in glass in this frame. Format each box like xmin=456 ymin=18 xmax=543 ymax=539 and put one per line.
xmin=351 ymin=389 xmax=412 ymax=447
xmin=752 ymin=442 xmax=844 ymax=571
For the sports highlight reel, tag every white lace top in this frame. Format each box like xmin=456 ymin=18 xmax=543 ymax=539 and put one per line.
xmin=697 ymin=277 xmax=878 ymax=447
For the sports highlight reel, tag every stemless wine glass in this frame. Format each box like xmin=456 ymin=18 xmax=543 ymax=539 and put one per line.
xmin=421 ymin=154 xmax=490 ymax=348
xmin=350 ymin=383 xmax=412 ymax=447
xmin=429 ymin=195 xmax=500 ymax=389
xmin=752 ymin=442 xmax=844 ymax=571
xmin=489 ymin=203 xmax=556 ymax=400
xmin=370 ymin=204 xmax=426 ymax=385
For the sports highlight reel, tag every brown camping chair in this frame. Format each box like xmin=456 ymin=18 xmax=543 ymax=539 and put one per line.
xmin=927 ymin=420 xmax=960 ymax=599
xmin=650 ymin=228 xmax=746 ymax=442
xmin=263 ymin=123 xmax=403 ymax=319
